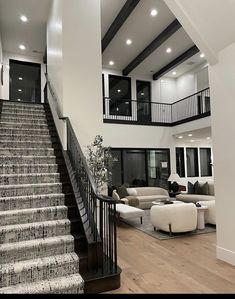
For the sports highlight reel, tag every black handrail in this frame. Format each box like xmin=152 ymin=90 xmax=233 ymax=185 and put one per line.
xmin=45 ymin=73 xmax=118 ymax=273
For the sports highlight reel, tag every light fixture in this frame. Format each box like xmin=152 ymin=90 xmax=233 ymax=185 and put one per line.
xmin=166 ymin=48 xmax=172 ymax=53
xmin=18 ymin=89 xmax=22 ymax=92
xmin=19 ymin=44 xmax=26 ymax=50
xmin=161 ymin=79 xmax=165 ymax=83
xmin=19 ymin=77 xmax=23 ymax=81
xmin=109 ymin=60 xmax=114 ymax=66
xmin=188 ymin=134 xmax=193 ymax=137
xmin=191 ymin=140 xmax=195 ymax=143
xmin=20 ymin=15 xmax=28 ymax=22
xmin=200 ymin=53 xmax=205 ymax=58
xmin=126 ymin=39 xmax=132 ymax=45
xmin=168 ymin=173 xmax=181 ymax=193
xmin=178 ymin=136 xmax=183 ymax=139
xmin=141 ymin=92 xmax=145 ymax=96
xmin=206 ymin=137 xmax=211 ymax=140
xmin=117 ymin=89 xmax=121 ymax=93
xmin=17 ymin=99 xmax=21 ymax=102
xmin=172 ymin=71 xmax=177 ymax=75
xmin=150 ymin=9 xmax=158 ymax=17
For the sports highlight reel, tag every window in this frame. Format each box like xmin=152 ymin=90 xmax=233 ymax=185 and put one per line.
xmin=186 ymin=148 xmax=199 ymax=177
xmin=200 ymin=148 xmax=212 ymax=177
xmin=110 ymin=148 xmax=170 ymax=189
xmin=109 ymin=75 xmax=132 ymax=116
xmin=102 ymin=74 xmax=105 ymax=114
xmin=176 ymin=148 xmax=185 ymax=177
xmin=136 ymin=80 xmax=151 ymax=122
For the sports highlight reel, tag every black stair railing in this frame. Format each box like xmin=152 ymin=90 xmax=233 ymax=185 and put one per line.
xmin=45 ymin=74 xmax=118 ymax=274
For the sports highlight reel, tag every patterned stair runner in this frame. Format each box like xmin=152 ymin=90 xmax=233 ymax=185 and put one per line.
xmin=0 ymin=101 xmax=84 ymax=294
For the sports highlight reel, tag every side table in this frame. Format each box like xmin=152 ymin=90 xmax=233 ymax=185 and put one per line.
xmin=196 ymin=206 xmax=208 ymax=229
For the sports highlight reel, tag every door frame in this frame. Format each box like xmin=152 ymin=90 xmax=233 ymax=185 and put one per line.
xmin=9 ymin=59 xmax=41 ymax=103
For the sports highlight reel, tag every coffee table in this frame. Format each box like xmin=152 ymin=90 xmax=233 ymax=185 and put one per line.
xmin=152 ymin=200 xmax=183 ymax=206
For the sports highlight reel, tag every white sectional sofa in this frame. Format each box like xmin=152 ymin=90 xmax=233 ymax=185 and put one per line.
xmin=112 ymin=187 xmax=170 ymax=209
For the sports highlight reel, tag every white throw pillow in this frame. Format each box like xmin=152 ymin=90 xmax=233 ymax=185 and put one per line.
xmin=127 ymin=188 xmax=137 ymax=196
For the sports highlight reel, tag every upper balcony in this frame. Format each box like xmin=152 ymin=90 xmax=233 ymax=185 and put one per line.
xmin=103 ymin=88 xmax=210 ymax=127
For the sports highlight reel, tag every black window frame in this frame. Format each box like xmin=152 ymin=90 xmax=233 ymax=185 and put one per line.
xmin=186 ymin=147 xmax=199 ymax=177
xmin=176 ymin=147 xmax=185 ymax=178
xmin=200 ymin=147 xmax=212 ymax=177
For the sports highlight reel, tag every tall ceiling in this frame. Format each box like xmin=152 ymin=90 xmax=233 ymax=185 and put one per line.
xmin=101 ymin=0 xmax=207 ymax=79
xmin=0 ymin=0 xmax=51 ymax=58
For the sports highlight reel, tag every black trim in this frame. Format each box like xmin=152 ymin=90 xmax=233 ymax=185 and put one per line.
xmin=153 ymin=45 xmax=200 ymax=80
xmin=102 ymin=0 xmax=140 ymax=52
xmin=122 ymin=19 xmax=182 ymax=76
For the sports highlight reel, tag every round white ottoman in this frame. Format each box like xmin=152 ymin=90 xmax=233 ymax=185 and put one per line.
xmin=150 ymin=203 xmax=197 ymax=235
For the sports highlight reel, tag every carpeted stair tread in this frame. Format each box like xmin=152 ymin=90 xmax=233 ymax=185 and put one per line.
xmin=0 ymin=128 xmax=50 ymax=136
xmin=0 ymin=141 xmax=54 ymax=149
xmin=0 ymin=206 xmax=68 ymax=225
xmin=0 ymin=117 xmax=49 ymax=124
xmin=0 ymin=123 xmax=51 ymax=130
xmin=0 ymin=273 xmax=84 ymax=294
xmin=0 ymin=164 xmax=60 ymax=174
xmin=0 ymin=253 xmax=80 ymax=288
xmin=0 ymin=148 xmax=55 ymax=156
xmin=0 ymin=219 xmax=71 ymax=244
xmin=0 ymin=235 xmax=75 ymax=264
xmin=0 ymin=155 xmax=58 ymax=164
xmin=0 ymin=134 xmax=52 ymax=142
xmin=0 ymin=112 xmax=47 ymax=118
xmin=0 ymin=173 xmax=61 ymax=185
xmin=1 ymin=102 xmax=44 ymax=108
xmin=0 ymin=193 xmax=68 ymax=211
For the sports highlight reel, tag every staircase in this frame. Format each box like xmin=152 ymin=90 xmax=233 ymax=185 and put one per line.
xmin=0 ymin=100 xmax=84 ymax=294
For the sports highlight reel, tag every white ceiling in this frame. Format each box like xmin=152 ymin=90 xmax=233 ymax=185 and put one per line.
xmin=174 ymin=127 xmax=212 ymax=143
xmin=0 ymin=0 xmax=52 ymax=58
xmin=101 ymin=0 xmax=207 ymax=78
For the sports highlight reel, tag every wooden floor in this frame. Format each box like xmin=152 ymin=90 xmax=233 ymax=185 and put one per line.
xmin=106 ymin=222 xmax=235 ymax=294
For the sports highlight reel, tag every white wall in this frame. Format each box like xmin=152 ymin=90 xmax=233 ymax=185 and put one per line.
xmin=47 ymin=0 xmax=103 ymax=150
xmin=209 ymin=41 xmax=235 ymax=265
xmin=2 ymin=52 xmax=46 ymax=102
xmin=0 ymin=33 xmax=3 ymax=98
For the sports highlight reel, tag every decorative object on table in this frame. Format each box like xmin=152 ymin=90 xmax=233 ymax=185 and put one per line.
xmin=85 ymin=135 xmax=117 ymax=194
xmin=168 ymin=173 xmax=180 ymax=193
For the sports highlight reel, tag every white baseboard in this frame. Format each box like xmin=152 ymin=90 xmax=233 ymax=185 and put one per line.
xmin=216 ymin=246 xmax=235 ymax=266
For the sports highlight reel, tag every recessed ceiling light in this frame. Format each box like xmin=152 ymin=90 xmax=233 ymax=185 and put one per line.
xmin=200 ymin=53 xmax=205 ymax=58
xmin=19 ymin=44 xmax=26 ymax=50
xmin=178 ymin=136 xmax=183 ymax=139
xmin=172 ymin=71 xmax=177 ymax=75
xmin=19 ymin=77 xmax=23 ymax=81
xmin=18 ymin=89 xmax=22 ymax=92
xmin=206 ymin=137 xmax=211 ymax=140
xmin=109 ymin=61 xmax=114 ymax=66
xmin=166 ymin=48 xmax=172 ymax=53
xmin=126 ymin=39 xmax=132 ymax=45
xmin=150 ymin=9 xmax=158 ymax=17
xmin=20 ymin=15 xmax=28 ymax=22
xmin=188 ymin=134 xmax=193 ymax=137
xmin=17 ymin=99 xmax=21 ymax=101
xmin=191 ymin=140 xmax=195 ymax=143
xmin=117 ymin=89 xmax=121 ymax=93
xmin=161 ymin=79 xmax=164 ymax=83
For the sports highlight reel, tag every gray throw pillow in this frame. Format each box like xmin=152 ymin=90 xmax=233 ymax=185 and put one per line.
xmin=116 ymin=185 xmax=129 ymax=199
xmin=195 ymin=182 xmax=209 ymax=195
xmin=188 ymin=181 xmax=196 ymax=194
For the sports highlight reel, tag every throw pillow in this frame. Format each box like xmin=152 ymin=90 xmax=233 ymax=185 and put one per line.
xmin=195 ymin=182 xmax=209 ymax=195
xmin=188 ymin=181 xmax=196 ymax=194
xmin=116 ymin=185 xmax=129 ymax=199
xmin=126 ymin=188 xmax=137 ymax=197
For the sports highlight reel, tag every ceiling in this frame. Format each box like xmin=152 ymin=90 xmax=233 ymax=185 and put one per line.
xmin=0 ymin=0 xmax=51 ymax=58
xmin=101 ymin=0 xmax=207 ymax=79
xmin=173 ymin=127 xmax=212 ymax=143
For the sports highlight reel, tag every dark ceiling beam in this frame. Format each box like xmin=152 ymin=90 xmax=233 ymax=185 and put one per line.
xmin=122 ymin=19 xmax=182 ymax=76
xmin=102 ymin=0 xmax=141 ymax=53
xmin=153 ymin=45 xmax=200 ymax=80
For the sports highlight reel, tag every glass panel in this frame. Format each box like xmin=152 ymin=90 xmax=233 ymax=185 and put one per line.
xmin=123 ymin=150 xmax=147 ymax=187
xmin=200 ymin=148 xmax=212 ymax=177
xmin=10 ymin=60 xmax=41 ymax=103
xmin=110 ymin=150 xmax=122 ymax=187
xmin=176 ymin=148 xmax=185 ymax=177
xmin=109 ymin=75 xmax=132 ymax=116
xmin=147 ymin=150 xmax=170 ymax=189
xmin=137 ymin=80 xmax=151 ymax=122
xmin=186 ymin=148 xmax=199 ymax=177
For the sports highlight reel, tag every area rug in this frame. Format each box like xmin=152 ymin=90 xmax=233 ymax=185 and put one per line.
xmin=121 ymin=209 xmax=216 ymax=240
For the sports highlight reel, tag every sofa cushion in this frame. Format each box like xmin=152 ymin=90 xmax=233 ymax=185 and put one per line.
xmin=208 ymin=182 xmax=215 ymax=196
xmin=188 ymin=181 xmax=196 ymax=194
xmin=195 ymin=181 xmax=209 ymax=195
xmin=176 ymin=193 xmax=215 ymax=203
xmin=127 ymin=188 xmax=137 ymax=197
xmin=136 ymin=195 xmax=169 ymax=203
xmin=116 ymin=185 xmax=129 ymax=199
xmin=135 ymin=187 xmax=169 ymax=197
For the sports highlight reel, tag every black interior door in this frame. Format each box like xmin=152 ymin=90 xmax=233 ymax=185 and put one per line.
xmin=137 ymin=80 xmax=151 ymax=122
xmin=10 ymin=59 xmax=41 ymax=103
